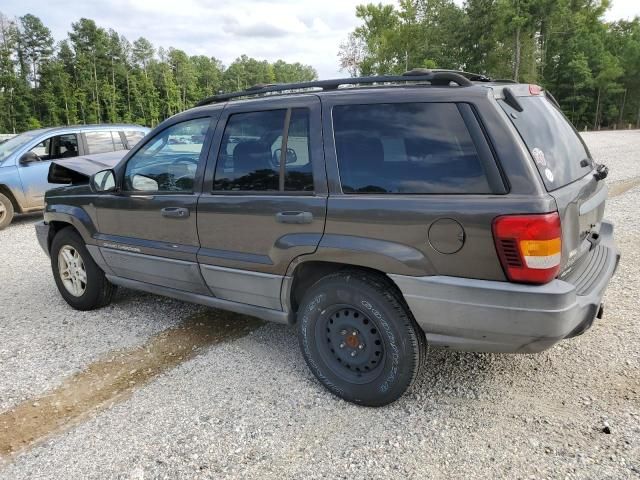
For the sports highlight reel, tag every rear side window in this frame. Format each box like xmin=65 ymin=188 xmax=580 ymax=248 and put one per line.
xmin=499 ymin=96 xmax=592 ymax=190
xmin=332 ymin=103 xmax=491 ymax=194
xmin=85 ymin=131 xmax=116 ymax=154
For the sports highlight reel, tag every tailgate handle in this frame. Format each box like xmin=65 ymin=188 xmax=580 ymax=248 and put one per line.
xmin=275 ymin=211 xmax=313 ymax=224
xmin=161 ymin=207 xmax=190 ymax=218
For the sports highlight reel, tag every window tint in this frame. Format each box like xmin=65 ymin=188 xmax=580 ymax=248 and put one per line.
xmin=499 ymin=97 xmax=592 ymax=190
xmin=85 ymin=131 xmax=115 ymax=154
xmin=124 ymin=130 xmax=145 ymax=148
xmin=332 ymin=103 xmax=491 ymax=194
xmin=124 ymin=118 xmax=210 ymax=193
xmin=214 ymin=108 xmax=312 ymax=192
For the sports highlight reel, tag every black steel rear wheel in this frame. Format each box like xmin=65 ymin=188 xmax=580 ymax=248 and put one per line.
xmin=298 ymin=271 xmax=427 ymax=407
xmin=317 ymin=306 xmax=385 ymax=384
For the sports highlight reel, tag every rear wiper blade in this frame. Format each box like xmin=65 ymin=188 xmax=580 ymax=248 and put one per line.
xmin=594 ymin=164 xmax=608 ymax=181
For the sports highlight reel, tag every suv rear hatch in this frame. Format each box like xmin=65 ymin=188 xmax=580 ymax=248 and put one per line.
xmin=498 ymin=88 xmax=607 ymax=279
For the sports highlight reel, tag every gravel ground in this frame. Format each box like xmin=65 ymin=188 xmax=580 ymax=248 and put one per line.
xmin=0 ymin=215 xmax=202 ymax=412
xmin=0 ymin=131 xmax=639 ymax=479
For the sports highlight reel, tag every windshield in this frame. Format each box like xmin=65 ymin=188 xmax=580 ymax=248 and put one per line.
xmin=0 ymin=132 xmax=41 ymax=163
xmin=500 ymin=96 xmax=593 ymax=190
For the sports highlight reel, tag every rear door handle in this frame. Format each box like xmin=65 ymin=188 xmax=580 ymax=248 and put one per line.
xmin=161 ymin=207 xmax=190 ymax=218
xmin=275 ymin=211 xmax=313 ymax=224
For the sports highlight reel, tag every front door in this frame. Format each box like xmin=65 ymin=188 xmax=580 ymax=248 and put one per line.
xmin=197 ymin=96 xmax=327 ymax=310
xmin=94 ymin=116 xmax=216 ymax=294
xmin=18 ymin=133 xmax=80 ymax=208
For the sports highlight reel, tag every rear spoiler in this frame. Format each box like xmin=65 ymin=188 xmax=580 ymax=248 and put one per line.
xmin=48 ymin=151 xmax=126 ymax=184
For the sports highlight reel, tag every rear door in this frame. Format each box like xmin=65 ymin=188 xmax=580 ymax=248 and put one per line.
xmin=197 ymin=95 xmax=326 ymax=310
xmin=499 ymin=94 xmax=604 ymax=273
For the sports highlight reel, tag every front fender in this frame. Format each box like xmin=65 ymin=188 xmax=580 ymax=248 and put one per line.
xmin=44 ymin=204 xmax=98 ymax=245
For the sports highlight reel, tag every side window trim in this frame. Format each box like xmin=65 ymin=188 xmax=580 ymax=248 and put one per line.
xmin=117 ymin=115 xmax=215 ymax=196
xmin=278 ymin=109 xmax=292 ymax=192
xmin=457 ymin=103 xmax=508 ymax=194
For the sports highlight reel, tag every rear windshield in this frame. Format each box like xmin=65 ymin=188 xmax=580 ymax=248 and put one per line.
xmin=500 ymin=96 xmax=592 ymax=190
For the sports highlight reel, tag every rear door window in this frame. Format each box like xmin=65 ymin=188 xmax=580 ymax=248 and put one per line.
xmin=214 ymin=108 xmax=313 ymax=192
xmin=85 ymin=131 xmax=116 ymax=154
xmin=499 ymin=96 xmax=592 ymax=190
xmin=332 ymin=103 xmax=491 ymax=194
xmin=124 ymin=130 xmax=146 ymax=148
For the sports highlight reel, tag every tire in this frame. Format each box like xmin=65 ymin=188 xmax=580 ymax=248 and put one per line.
xmin=51 ymin=227 xmax=116 ymax=310
xmin=297 ymin=271 xmax=427 ymax=407
xmin=0 ymin=193 xmax=14 ymax=230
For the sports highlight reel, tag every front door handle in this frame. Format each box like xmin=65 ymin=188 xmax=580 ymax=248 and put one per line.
xmin=275 ymin=211 xmax=313 ymax=224
xmin=161 ymin=207 xmax=190 ymax=218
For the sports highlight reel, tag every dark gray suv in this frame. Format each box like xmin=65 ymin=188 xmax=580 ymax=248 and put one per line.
xmin=35 ymin=71 xmax=620 ymax=406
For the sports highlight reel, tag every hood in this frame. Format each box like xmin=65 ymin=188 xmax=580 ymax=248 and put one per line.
xmin=48 ymin=150 xmax=127 ymax=184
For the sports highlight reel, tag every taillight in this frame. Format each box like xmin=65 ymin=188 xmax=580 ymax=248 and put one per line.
xmin=529 ymin=84 xmax=542 ymax=95
xmin=492 ymin=212 xmax=562 ymax=284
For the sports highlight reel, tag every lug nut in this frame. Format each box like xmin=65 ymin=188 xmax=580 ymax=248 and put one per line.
xmin=350 ymin=351 xmax=357 ymax=357
xmin=340 ymin=329 xmax=347 ymax=335
xmin=358 ymin=344 xmax=364 ymax=350
xmin=339 ymin=342 xmax=345 ymax=349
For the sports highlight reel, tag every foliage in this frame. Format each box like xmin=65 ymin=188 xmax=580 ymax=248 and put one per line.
xmin=0 ymin=13 xmax=318 ymax=132
xmin=340 ymin=0 xmax=640 ymax=129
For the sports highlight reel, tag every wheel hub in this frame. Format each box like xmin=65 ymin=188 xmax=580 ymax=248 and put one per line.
xmin=319 ymin=306 xmax=384 ymax=381
xmin=58 ymin=245 xmax=87 ymax=297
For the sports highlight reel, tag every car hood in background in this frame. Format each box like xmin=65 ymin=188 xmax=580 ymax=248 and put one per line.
xmin=48 ymin=150 xmax=127 ymax=184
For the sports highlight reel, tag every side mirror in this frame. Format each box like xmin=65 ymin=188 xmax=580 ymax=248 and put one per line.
xmin=19 ymin=151 xmax=40 ymax=165
xmin=131 ymin=174 xmax=159 ymax=192
xmin=92 ymin=169 xmax=116 ymax=193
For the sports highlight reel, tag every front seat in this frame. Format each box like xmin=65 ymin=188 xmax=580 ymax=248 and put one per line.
xmin=60 ymin=140 xmax=78 ymax=158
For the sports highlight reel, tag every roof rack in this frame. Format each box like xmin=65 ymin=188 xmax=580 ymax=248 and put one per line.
xmin=195 ymin=69 xmax=477 ymax=107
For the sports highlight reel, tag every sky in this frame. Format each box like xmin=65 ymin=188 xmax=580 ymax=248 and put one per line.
xmin=1 ymin=0 xmax=639 ymax=80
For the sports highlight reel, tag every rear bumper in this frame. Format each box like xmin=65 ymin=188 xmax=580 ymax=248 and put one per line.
xmin=390 ymin=221 xmax=620 ymax=353
xmin=35 ymin=220 xmax=50 ymax=256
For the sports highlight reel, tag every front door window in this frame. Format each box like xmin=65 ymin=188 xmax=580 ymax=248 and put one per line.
xmin=29 ymin=134 xmax=79 ymax=161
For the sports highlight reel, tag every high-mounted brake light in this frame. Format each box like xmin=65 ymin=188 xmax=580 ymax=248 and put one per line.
xmin=529 ymin=84 xmax=542 ymax=95
xmin=492 ymin=212 xmax=562 ymax=284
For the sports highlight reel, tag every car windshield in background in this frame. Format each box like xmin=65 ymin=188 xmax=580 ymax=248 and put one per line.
xmin=500 ymin=96 xmax=592 ymax=191
xmin=0 ymin=132 xmax=40 ymax=163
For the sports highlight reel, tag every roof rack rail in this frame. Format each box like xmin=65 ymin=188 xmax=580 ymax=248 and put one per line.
xmin=195 ymin=69 xmax=474 ymax=107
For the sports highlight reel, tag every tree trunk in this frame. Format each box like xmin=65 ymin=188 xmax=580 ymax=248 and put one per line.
xmin=126 ymin=72 xmax=131 ymax=118
xmin=111 ymin=58 xmax=116 ymax=123
xmin=513 ymin=26 xmax=521 ymax=82
xmin=93 ymin=56 xmax=100 ymax=122
xmin=618 ymin=88 xmax=627 ymax=127
xmin=594 ymin=87 xmax=601 ymax=130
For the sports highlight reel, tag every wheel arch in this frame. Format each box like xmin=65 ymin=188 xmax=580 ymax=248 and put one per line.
xmin=45 ymin=206 xmax=97 ymax=253
xmin=0 ymin=184 xmax=22 ymax=213
xmin=284 ymin=259 xmax=408 ymax=323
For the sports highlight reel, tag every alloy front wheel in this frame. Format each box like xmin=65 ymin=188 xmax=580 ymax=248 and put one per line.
xmin=58 ymin=245 xmax=88 ymax=297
